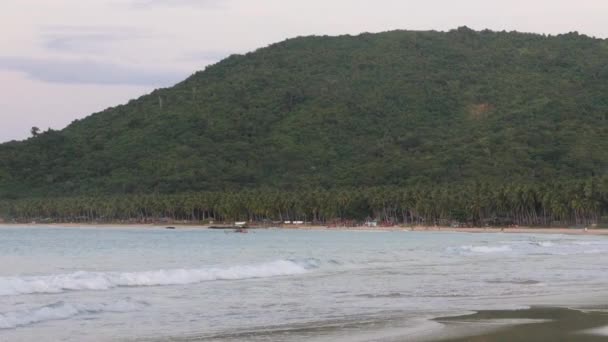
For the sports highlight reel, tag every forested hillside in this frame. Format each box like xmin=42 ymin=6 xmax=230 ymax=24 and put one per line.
xmin=1 ymin=27 xmax=607 ymax=225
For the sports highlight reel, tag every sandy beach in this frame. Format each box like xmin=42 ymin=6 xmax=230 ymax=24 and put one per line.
xmin=290 ymin=225 xmax=608 ymax=235
xmin=1 ymin=223 xmax=607 ymax=235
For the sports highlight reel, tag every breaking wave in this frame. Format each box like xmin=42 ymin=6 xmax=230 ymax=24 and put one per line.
xmin=0 ymin=259 xmax=313 ymax=296
xmin=0 ymin=299 xmax=147 ymax=329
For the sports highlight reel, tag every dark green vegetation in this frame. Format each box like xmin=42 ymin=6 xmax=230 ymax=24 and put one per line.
xmin=1 ymin=181 xmax=607 ymax=226
xmin=0 ymin=27 xmax=607 ymax=224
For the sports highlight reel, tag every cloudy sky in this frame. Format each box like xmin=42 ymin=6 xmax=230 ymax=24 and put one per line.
xmin=2 ymin=0 xmax=608 ymax=142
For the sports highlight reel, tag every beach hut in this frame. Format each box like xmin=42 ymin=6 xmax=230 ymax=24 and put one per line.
xmin=365 ymin=219 xmax=378 ymax=227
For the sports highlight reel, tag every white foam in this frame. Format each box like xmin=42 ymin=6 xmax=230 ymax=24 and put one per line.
xmin=582 ymin=249 xmax=604 ymax=254
xmin=459 ymin=245 xmax=512 ymax=253
xmin=582 ymin=325 xmax=608 ymax=336
xmin=0 ymin=299 xmax=145 ymax=329
xmin=573 ymin=241 xmax=595 ymax=246
xmin=0 ymin=260 xmax=309 ymax=296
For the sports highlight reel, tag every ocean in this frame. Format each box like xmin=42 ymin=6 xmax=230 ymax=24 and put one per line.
xmin=1 ymin=226 xmax=608 ymax=341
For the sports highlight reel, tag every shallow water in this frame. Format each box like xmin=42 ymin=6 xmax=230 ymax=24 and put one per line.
xmin=1 ymin=227 xmax=608 ymax=341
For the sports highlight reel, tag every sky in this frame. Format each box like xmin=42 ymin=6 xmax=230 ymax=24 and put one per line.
xmin=1 ymin=0 xmax=608 ymax=142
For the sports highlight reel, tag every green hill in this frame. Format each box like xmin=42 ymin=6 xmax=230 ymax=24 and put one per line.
xmin=0 ymin=27 xmax=607 ymax=225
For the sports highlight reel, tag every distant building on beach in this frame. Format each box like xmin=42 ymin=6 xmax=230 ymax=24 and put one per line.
xmin=283 ymin=220 xmax=304 ymax=225
xmin=365 ymin=219 xmax=378 ymax=227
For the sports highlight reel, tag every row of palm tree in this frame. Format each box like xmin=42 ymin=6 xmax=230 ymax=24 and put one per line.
xmin=1 ymin=178 xmax=607 ymax=227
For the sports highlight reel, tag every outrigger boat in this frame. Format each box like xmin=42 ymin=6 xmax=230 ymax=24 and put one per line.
xmin=233 ymin=221 xmax=248 ymax=233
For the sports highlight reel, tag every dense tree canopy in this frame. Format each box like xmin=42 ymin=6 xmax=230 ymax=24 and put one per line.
xmin=0 ymin=28 xmax=607 ymax=225
xmin=1 ymin=180 xmax=607 ymax=226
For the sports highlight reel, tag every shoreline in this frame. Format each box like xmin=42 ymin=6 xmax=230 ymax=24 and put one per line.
xmin=1 ymin=222 xmax=607 ymax=235
xmin=428 ymin=306 xmax=608 ymax=341
xmin=150 ymin=305 xmax=608 ymax=342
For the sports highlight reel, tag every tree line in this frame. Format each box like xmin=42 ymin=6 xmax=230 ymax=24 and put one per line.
xmin=1 ymin=178 xmax=607 ymax=227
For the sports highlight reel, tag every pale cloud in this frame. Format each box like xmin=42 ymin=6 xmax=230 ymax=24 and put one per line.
xmin=2 ymin=0 xmax=608 ymax=142
xmin=0 ymin=56 xmax=186 ymax=86
xmin=129 ymin=0 xmax=227 ymax=9
xmin=41 ymin=26 xmax=146 ymax=53
xmin=0 ymin=70 xmax=149 ymax=142
xmin=180 ymin=49 xmax=239 ymax=63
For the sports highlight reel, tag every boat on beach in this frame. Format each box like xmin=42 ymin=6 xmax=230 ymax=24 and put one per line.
xmin=210 ymin=221 xmax=249 ymax=232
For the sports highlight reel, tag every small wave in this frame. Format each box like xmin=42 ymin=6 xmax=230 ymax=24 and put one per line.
xmin=485 ymin=279 xmax=542 ymax=285
xmin=458 ymin=245 xmax=512 ymax=253
xmin=530 ymin=241 xmax=555 ymax=247
xmin=573 ymin=241 xmax=601 ymax=246
xmin=357 ymin=292 xmax=406 ymax=298
xmin=287 ymin=257 xmax=325 ymax=269
xmin=0 ymin=260 xmax=309 ymax=296
xmin=582 ymin=249 xmax=605 ymax=254
xmin=0 ymin=299 xmax=146 ymax=329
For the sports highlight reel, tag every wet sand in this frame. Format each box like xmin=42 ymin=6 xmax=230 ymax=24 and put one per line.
xmin=432 ymin=307 xmax=608 ymax=341
xmin=140 ymin=307 xmax=608 ymax=342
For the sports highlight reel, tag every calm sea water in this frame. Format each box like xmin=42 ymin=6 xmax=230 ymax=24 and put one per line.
xmin=1 ymin=227 xmax=608 ymax=341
